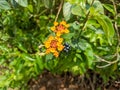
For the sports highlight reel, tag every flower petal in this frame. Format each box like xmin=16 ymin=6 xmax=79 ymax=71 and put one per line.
xmin=50 ymin=48 xmax=56 ymax=53
xmin=45 ymin=49 xmax=51 ymax=54
xmin=50 ymin=26 xmax=56 ymax=31
xmin=58 ymin=45 xmax=64 ymax=51
xmin=64 ymin=29 xmax=69 ymax=33
xmin=53 ymin=51 xmax=59 ymax=57
xmin=54 ymin=22 xmax=58 ymax=26
xmin=60 ymin=21 xmax=66 ymax=26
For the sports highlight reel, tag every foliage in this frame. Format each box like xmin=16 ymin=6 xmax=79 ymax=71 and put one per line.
xmin=0 ymin=0 xmax=120 ymax=89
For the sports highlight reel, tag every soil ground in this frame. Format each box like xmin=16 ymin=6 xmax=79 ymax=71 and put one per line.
xmin=28 ymin=70 xmax=120 ymax=90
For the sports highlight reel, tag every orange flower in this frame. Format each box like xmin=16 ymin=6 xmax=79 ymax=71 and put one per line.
xmin=50 ymin=21 xmax=70 ymax=36
xmin=53 ymin=51 xmax=59 ymax=57
xmin=44 ymin=36 xmax=64 ymax=57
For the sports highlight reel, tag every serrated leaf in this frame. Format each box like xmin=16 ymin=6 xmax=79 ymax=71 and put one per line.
xmin=15 ymin=0 xmax=28 ymax=7
xmin=0 ymin=0 xmax=11 ymax=10
xmin=63 ymin=2 xmax=72 ymax=21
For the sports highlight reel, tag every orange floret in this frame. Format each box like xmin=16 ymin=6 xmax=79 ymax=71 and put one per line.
xmin=50 ymin=21 xmax=70 ymax=36
xmin=44 ymin=36 xmax=64 ymax=57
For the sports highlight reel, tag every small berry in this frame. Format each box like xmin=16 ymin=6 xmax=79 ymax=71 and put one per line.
xmin=63 ymin=43 xmax=71 ymax=52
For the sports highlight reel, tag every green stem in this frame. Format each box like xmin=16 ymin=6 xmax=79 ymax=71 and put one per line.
xmin=82 ymin=0 xmax=95 ymax=30
xmin=77 ymin=0 xmax=95 ymax=40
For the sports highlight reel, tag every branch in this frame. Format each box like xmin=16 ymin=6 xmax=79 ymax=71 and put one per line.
xmin=95 ymin=54 xmax=119 ymax=68
xmin=55 ymin=0 xmax=64 ymax=22
xmin=94 ymin=54 xmax=112 ymax=64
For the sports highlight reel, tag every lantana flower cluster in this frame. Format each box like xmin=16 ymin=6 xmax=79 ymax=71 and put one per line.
xmin=44 ymin=21 xmax=69 ymax=57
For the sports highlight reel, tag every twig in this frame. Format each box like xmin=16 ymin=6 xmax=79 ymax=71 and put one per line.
xmin=96 ymin=59 xmax=119 ymax=68
xmin=77 ymin=0 xmax=95 ymax=39
xmin=82 ymin=0 xmax=95 ymax=30
xmin=96 ymin=63 xmax=111 ymax=68
xmin=95 ymin=54 xmax=119 ymax=68
xmin=39 ymin=9 xmax=47 ymax=16
xmin=55 ymin=0 xmax=64 ymax=22
xmin=94 ymin=54 xmax=112 ymax=64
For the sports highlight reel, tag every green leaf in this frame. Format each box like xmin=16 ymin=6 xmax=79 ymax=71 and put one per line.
xmin=86 ymin=19 xmax=100 ymax=29
xmin=72 ymin=21 xmax=81 ymax=30
xmin=17 ymin=43 xmax=27 ymax=53
xmin=62 ymin=33 xmax=74 ymax=40
xmin=89 ymin=7 xmax=96 ymax=16
xmin=0 ymin=75 xmax=13 ymax=87
xmin=71 ymin=5 xmax=85 ymax=17
xmin=34 ymin=63 xmax=39 ymax=74
xmin=0 ymin=45 xmax=9 ymax=52
xmin=93 ymin=0 xmax=104 ymax=14
xmin=15 ymin=0 xmax=28 ymax=7
xmin=63 ymin=2 xmax=72 ymax=21
xmin=27 ymin=4 xmax=33 ymax=13
xmin=84 ymin=48 xmax=94 ymax=69
xmin=10 ymin=0 xmax=17 ymax=8
xmin=0 ymin=0 xmax=11 ymax=10
xmin=87 ymin=0 xmax=104 ymax=14
xmin=43 ymin=0 xmax=55 ymax=8
xmin=117 ymin=15 xmax=120 ymax=26
xmin=66 ymin=0 xmax=81 ymax=4
xmin=79 ymin=62 xmax=86 ymax=74
xmin=22 ymin=54 xmax=35 ymax=61
xmin=77 ymin=39 xmax=88 ymax=50
xmin=75 ymin=54 xmax=82 ymax=60
xmin=45 ymin=53 xmax=53 ymax=60
xmin=36 ymin=55 xmax=44 ymax=70
xmin=103 ymin=4 xmax=115 ymax=16
xmin=66 ymin=0 xmax=85 ymax=5
xmin=94 ymin=15 xmax=115 ymax=45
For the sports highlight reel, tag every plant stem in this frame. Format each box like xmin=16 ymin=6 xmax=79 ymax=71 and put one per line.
xmin=77 ymin=0 xmax=95 ymax=39
xmin=112 ymin=0 xmax=120 ymax=63
xmin=55 ymin=0 xmax=64 ymax=22
xmin=82 ymin=0 xmax=95 ymax=30
xmin=95 ymin=54 xmax=119 ymax=68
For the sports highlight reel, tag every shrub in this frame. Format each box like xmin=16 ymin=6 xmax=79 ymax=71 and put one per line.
xmin=0 ymin=0 xmax=120 ymax=89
